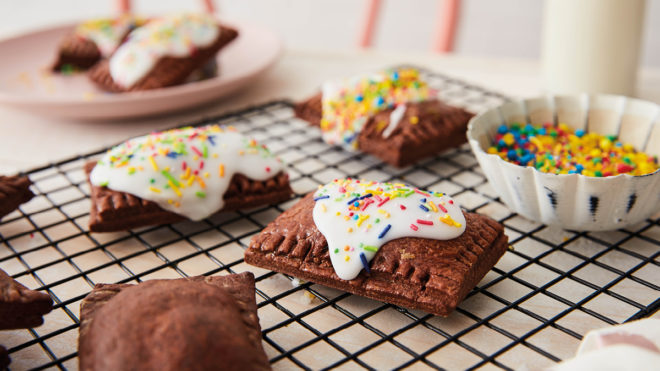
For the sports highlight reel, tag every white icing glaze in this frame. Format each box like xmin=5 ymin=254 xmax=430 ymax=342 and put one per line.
xmin=109 ymin=13 xmax=219 ymax=88
xmin=75 ymin=15 xmax=143 ymax=56
xmin=382 ymin=104 xmax=406 ymax=138
xmin=312 ymin=179 xmax=466 ymax=280
xmin=90 ymin=125 xmax=283 ymax=221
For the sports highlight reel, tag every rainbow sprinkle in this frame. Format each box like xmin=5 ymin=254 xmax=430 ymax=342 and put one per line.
xmin=110 ymin=13 xmax=219 ymax=88
xmin=488 ymin=122 xmax=659 ymax=176
xmin=94 ymin=124 xmax=276 ymax=208
xmin=359 ymin=252 xmax=371 ymax=273
xmin=315 ymin=178 xmax=463 ymax=267
xmin=320 ymin=68 xmax=434 ymax=149
xmin=74 ymin=14 xmax=147 ymax=57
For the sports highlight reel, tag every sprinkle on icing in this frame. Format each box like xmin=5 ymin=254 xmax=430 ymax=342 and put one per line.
xmin=312 ymin=178 xmax=466 ymax=280
xmin=320 ymin=68 xmax=433 ymax=149
xmin=489 ymin=122 xmax=659 ymax=176
xmin=90 ymin=125 xmax=283 ymax=221
xmin=109 ymin=13 xmax=219 ymax=88
xmin=75 ymin=15 xmax=146 ymax=57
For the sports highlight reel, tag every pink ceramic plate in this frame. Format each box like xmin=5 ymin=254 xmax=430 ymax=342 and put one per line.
xmin=0 ymin=19 xmax=282 ymax=119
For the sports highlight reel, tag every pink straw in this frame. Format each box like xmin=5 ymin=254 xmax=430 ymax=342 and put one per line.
xmin=117 ymin=0 xmax=215 ymax=15
xmin=202 ymin=0 xmax=216 ymax=14
xmin=358 ymin=0 xmax=381 ymax=48
xmin=433 ymin=0 xmax=460 ymax=53
xmin=117 ymin=0 xmax=131 ymax=14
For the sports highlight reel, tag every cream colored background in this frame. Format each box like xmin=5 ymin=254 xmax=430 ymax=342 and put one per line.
xmin=1 ymin=0 xmax=659 ymax=66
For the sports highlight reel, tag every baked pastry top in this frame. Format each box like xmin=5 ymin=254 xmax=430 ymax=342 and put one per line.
xmin=78 ymin=272 xmax=270 ymax=371
xmin=246 ymin=179 xmax=508 ymax=316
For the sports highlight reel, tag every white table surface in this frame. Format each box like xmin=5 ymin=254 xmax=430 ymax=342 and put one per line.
xmin=2 ymin=49 xmax=660 ymax=173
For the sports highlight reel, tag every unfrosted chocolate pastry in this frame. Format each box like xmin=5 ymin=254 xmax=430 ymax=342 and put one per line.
xmin=78 ymin=272 xmax=270 ymax=371
xmin=0 ymin=175 xmax=34 ymax=219
xmin=88 ymin=14 xmax=238 ymax=92
xmin=85 ymin=125 xmax=291 ymax=232
xmin=0 ymin=268 xmax=53 ymax=330
xmin=245 ymin=179 xmax=508 ymax=317
xmin=294 ymin=68 xmax=473 ymax=167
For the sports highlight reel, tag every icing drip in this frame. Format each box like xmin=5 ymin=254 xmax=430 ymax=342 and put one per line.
xmin=109 ymin=13 xmax=219 ymax=88
xmin=75 ymin=15 xmax=145 ymax=57
xmin=90 ymin=125 xmax=283 ymax=221
xmin=382 ymin=104 xmax=406 ymax=138
xmin=312 ymin=179 xmax=466 ymax=280
xmin=319 ymin=68 xmax=432 ymax=150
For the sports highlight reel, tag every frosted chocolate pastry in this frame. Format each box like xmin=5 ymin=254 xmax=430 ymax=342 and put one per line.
xmin=53 ymin=14 xmax=147 ymax=72
xmin=88 ymin=13 xmax=237 ymax=92
xmin=86 ymin=124 xmax=291 ymax=232
xmin=294 ymin=68 xmax=473 ymax=167
xmin=246 ymin=178 xmax=508 ymax=316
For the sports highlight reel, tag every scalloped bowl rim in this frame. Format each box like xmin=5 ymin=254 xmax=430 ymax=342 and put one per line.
xmin=466 ymin=93 xmax=660 ymax=231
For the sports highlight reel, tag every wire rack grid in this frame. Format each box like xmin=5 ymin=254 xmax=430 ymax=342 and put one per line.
xmin=1 ymin=68 xmax=659 ymax=371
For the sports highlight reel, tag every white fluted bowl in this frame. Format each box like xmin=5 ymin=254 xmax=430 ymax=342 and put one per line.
xmin=467 ymin=94 xmax=660 ymax=231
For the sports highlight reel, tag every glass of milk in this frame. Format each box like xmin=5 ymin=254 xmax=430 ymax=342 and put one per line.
xmin=541 ymin=0 xmax=646 ymax=96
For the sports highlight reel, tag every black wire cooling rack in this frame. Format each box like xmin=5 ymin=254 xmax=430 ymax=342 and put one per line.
xmin=1 ymin=68 xmax=659 ymax=371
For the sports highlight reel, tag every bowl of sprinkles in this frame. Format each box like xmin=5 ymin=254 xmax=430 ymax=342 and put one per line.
xmin=467 ymin=94 xmax=660 ymax=231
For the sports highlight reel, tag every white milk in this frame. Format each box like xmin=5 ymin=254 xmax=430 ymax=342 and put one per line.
xmin=541 ymin=0 xmax=645 ymax=96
